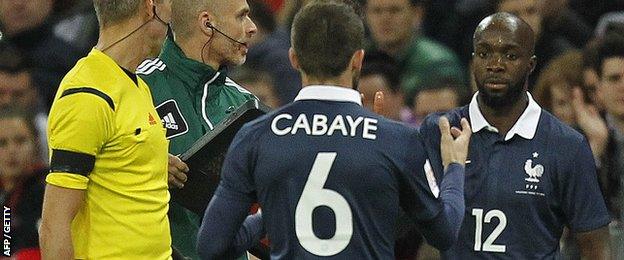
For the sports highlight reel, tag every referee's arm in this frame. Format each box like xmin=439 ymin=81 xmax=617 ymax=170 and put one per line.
xmin=39 ymin=87 xmax=113 ymax=259
xmin=39 ymin=185 xmax=85 ymax=260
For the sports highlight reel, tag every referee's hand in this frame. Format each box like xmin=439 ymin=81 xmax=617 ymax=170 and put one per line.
xmin=168 ymin=154 xmax=189 ymax=189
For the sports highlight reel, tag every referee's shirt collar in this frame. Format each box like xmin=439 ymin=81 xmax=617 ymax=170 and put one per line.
xmin=469 ymin=91 xmax=541 ymax=141
xmin=294 ymin=85 xmax=362 ymax=106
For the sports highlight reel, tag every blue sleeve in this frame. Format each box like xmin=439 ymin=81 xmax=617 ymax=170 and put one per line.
xmin=397 ymin=128 xmax=465 ymax=250
xmin=561 ymin=138 xmax=610 ymax=232
xmin=196 ymin=125 xmax=265 ymax=259
xmin=217 ymin=124 xmax=258 ymax=203
xmin=417 ymin=163 xmax=465 ymax=251
xmin=197 ymin=190 xmax=264 ymax=259
xmin=419 ymin=113 xmax=447 ymax=182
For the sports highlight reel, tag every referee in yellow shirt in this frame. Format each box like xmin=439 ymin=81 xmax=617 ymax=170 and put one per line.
xmin=39 ymin=0 xmax=173 ymax=259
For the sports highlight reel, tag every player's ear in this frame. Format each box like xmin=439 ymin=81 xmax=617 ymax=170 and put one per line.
xmin=289 ymin=48 xmax=300 ymax=70
xmin=350 ymin=49 xmax=365 ymax=72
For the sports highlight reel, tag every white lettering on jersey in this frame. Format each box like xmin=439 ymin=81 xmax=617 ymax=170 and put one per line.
xmin=271 ymin=113 xmax=293 ymax=135
xmin=271 ymin=113 xmax=377 ymax=139
xmin=327 ymin=115 xmax=348 ymax=136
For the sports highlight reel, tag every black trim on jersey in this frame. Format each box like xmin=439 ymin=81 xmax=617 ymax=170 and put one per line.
xmin=60 ymin=87 xmax=115 ymax=110
xmin=121 ymin=67 xmax=138 ymax=86
xmin=50 ymin=149 xmax=95 ymax=176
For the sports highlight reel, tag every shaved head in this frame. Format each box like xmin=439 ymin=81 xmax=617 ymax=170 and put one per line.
xmin=473 ymin=12 xmax=535 ymax=55
xmin=171 ymin=0 xmax=220 ymax=39
xmin=471 ymin=12 xmax=537 ymax=109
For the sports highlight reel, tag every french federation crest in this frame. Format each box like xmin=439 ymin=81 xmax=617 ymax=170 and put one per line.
xmin=516 ymin=152 xmax=545 ymax=196
xmin=524 ymin=159 xmax=544 ymax=183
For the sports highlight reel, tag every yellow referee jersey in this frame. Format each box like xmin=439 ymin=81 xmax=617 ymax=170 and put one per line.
xmin=46 ymin=49 xmax=172 ymax=259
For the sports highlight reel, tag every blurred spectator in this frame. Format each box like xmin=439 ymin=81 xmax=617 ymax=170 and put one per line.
xmin=496 ymin=0 xmax=587 ymax=88
xmin=247 ymin=0 xmax=301 ymax=104
xmin=262 ymin=0 xmax=285 ymax=14
xmin=51 ymin=0 xmax=98 ymax=53
xmin=569 ymin=0 xmax=624 ymax=28
xmin=595 ymin=34 xmax=624 ymax=259
xmin=540 ymin=0 xmax=592 ymax=49
xmin=364 ymin=0 xmax=465 ymax=106
xmin=533 ymin=51 xmax=587 ymax=125
xmin=0 ymin=41 xmax=49 ymax=164
xmin=595 ymin=12 xmax=624 ymax=39
xmin=0 ymin=107 xmax=46 ymax=260
xmin=404 ymin=77 xmax=464 ymax=128
xmin=360 ymin=51 xmax=403 ymax=121
xmin=230 ymin=66 xmax=280 ymax=109
xmin=0 ymin=0 xmax=84 ymax=109
xmin=582 ymin=39 xmax=603 ymax=110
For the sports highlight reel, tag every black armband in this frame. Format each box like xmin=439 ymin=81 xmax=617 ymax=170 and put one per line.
xmin=50 ymin=149 xmax=95 ymax=176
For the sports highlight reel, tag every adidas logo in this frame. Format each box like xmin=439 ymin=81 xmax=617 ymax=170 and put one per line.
xmin=162 ymin=112 xmax=179 ymax=130
xmin=149 ymin=113 xmax=158 ymax=125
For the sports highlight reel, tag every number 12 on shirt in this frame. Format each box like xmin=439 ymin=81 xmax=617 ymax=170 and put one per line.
xmin=295 ymin=152 xmax=353 ymax=256
xmin=472 ymin=208 xmax=507 ymax=253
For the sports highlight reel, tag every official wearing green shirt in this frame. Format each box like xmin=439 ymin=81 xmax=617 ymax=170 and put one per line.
xmin=138 ymin=1 xmax=258 ymax=258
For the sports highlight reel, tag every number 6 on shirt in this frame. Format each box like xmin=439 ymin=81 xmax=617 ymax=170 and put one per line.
xmin=295 ymin=152 xmax=353 ymax=256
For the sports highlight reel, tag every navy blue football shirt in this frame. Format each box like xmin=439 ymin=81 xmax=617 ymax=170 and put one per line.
xmin=420 ymin=92 xmax=610 ymax=259
xmin=198 ymin=86 xmax=466 ymax=259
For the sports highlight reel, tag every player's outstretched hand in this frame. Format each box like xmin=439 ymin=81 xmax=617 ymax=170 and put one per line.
xmin=168 ymin=154 xmax=189 ymax=189
xmin=373 ymin=91 xmax=385 ymax=116
xmin=439 ymin=117 xmax=471 ymax=170
xmin=361 ymin=91 xmax=386 ymax=117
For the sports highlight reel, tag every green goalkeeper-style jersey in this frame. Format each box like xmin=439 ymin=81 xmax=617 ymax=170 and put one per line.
xmin=139 ymin=37 xmax=256 ymax=260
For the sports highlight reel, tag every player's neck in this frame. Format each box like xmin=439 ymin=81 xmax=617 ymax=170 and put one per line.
xmin=96 ymin=19 xmax=153 ymax=71
xmin=478 ymin=92 xmax=529 ymax=137
xmin=301 ymin=73 xmax=353 ymax=89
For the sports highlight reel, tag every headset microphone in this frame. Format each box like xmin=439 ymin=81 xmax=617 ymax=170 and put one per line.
xmin=206 ymin=22 xmax=246 ymax=46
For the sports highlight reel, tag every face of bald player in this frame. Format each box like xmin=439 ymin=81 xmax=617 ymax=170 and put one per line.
xmin=471 ymin=18 xmax=536 ymax=108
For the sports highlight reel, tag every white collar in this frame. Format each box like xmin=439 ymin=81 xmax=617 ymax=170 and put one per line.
xmin=294 ymin=85 xmax=362 ymax=106
xmin=469 ymin=91 xmax=541 ymax=141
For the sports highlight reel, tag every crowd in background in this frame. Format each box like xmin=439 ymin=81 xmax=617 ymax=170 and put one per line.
xmin=0 ymin=0 xmax=623 ymax=259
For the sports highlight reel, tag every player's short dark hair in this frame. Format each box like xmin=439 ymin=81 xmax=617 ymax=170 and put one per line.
xmin=596 ymin=34 xmax=624 ymax=76
xmin=361 ymin=51 xmax=401 ymax=93
xmin=291 ymin=0 xmax=365 ymax=79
